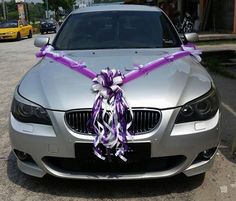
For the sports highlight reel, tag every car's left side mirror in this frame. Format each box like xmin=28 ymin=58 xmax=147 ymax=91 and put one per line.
xmin=183 ymin=33 xmax=199 ymax=44
xmin=34 ymin=36 xmax=50 ymax=48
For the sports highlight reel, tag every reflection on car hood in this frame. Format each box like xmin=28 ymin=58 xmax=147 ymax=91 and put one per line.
xmin=19 ymin=48 xmax=212 ymax=110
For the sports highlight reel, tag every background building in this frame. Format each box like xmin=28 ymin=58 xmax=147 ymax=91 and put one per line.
xmin=125 ymin=0 xmax=236 ymax=33
xmin=161 ymin=0 xmax=236 ymax=33
xmin=180 ymin=0 xmax=235 ymax=33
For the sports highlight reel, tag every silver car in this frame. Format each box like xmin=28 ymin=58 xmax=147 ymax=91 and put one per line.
xmin=9 ymin=5 xmax=221 ymax=180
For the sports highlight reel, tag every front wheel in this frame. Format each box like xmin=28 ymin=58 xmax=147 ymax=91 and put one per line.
xmin=16 ymin=32 xmax=21 ymax=41
xmin=28 ymin=30 xmax=32 ymax=38
xmin=183 ymin=23 xmax=193 ymax=33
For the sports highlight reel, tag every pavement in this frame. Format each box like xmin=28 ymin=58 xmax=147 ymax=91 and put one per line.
xmin=0 ymin=34 xmax=236 ymax=201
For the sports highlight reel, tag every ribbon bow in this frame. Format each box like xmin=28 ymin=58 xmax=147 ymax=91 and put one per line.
xmin=181 ymin=44 xmax=202 ymax=62
xmin=91 ymin=69 xmax=133 ymax=161
xmin=36 ymin=45 xmax=53 ymax=58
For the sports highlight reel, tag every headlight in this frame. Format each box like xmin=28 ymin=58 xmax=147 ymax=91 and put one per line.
xmin=6 ymin=32 xmax=15 ymax=34
xmin=175 ymin=88 xmax=219 ymax=124
xmin=11 ymin=99 xmax=52 ymax=125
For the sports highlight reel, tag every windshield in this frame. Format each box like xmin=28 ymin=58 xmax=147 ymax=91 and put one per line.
xmin=0 ymin=21 xmax=18 ymax=28
xmin=53 ymin=11 xmax=181 ymax=50
xmin=41 ymin=19 xmax=55 ymax=24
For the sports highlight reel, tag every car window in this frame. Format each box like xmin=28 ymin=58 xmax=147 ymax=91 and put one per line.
xmin=0 ymin=21 xmax=18 ymax=28
xmin=53 ymin=11 xmax=181 ymax=50
xmin=160 ymin=15 xmax=179 ymax=47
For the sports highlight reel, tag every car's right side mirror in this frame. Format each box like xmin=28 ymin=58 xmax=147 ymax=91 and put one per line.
xmin=34 ymin=36 xmax=50 ymax=48
xmin=183 ymin=33 xmax=199 ymax=44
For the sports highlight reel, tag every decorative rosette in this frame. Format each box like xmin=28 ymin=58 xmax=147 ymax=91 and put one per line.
xmin=91 ymin=69 xmax=133 ymax=161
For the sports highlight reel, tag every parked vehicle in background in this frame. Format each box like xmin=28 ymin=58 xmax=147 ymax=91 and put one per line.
xmin=40 ymin=19 xmax=58 ymax=34
xmin=175 ymin=12 xmax=194 ymax=33
xmin=0 ymin=20 xmax=33 ymax=40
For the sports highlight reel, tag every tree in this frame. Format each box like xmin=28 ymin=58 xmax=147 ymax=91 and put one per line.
xmin=43 ymin=0 xmax=76 ymax=21
xmin=27 ymin=3 xmax=45 ymax=23
xmin=4 ymin=0 xmax=18 ymax=20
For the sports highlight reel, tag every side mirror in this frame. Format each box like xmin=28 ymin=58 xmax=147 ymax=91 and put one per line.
xmin=19 ymin=25 xmax=23 ymax=28
xmin=183 ymin=33 xmax=199 ymax=43
xmin=34 ymin=36 xmax=50 ymax=48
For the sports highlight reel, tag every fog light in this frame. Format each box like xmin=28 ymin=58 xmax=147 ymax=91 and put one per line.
xmin=14 ymin=150 xmax=34 ymax=162
xmin=203 ymin=150 xmax=213 ymax=159
xmin=192 ymin=147 xmax=217 ymax=164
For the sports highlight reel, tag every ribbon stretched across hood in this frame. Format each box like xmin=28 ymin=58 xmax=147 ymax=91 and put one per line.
xmin=36 ymin=44 xmax=201 ymax=161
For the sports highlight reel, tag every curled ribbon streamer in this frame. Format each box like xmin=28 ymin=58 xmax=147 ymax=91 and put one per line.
xmin=91 ymin=69 xmax=133 ymax=161
xmin=36 ymin=44 xmax=201 ymax=161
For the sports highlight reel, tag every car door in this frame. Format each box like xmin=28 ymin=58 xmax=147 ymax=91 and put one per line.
xmin=22 ymin=21 xmax=29 ymax=37
xmin=18 ymin=21 xmax=25 ymax=36
xmin=23 ymin=22 xmax=31 ymax=36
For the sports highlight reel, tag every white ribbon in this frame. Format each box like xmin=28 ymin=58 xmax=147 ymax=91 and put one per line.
xmin=92 ymin=69 xmax=133 ymax=161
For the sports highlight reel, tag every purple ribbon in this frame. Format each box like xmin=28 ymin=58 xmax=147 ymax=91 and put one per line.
xmin=36 ymin=46 xmax=96 ymax=80
xmin=36 ymin=44 xmax=201 ymax=161
xmin=91 ymin=69 xmax=133 ymax=161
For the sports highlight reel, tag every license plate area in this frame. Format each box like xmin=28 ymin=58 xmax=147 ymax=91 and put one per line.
xmin=75 ymin=143 xmax=151 ymax=163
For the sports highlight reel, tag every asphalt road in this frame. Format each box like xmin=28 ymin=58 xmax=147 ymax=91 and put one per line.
xmin=0 ymin=35 xmax=236 ymax=201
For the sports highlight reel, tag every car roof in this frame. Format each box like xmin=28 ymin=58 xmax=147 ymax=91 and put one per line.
xmin=72 ymin=4 xmax=162 ymax=14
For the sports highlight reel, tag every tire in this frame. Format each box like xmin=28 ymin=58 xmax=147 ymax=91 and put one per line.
xmin=16 ymin=32 xmax=21 ymax=41
xmin=28 ymin=30 xmax=32 ymax=38
xmin=54 ymin=29 xmax=57 ymax=33
xmin=41 ymin=31 xmax=44 ymax=35
xmin=183 ymin=23 xmax=193 ymax=33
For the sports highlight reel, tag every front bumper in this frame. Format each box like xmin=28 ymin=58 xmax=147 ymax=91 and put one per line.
xmin=40 ymin=27 xmax=56 ymax=32
xmin=0 ymin=33 xmax=17 ymax=40
xmin=9 ymin=105 xmax=221 ymax=180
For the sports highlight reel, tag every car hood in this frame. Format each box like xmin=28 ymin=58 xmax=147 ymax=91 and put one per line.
xmin=0 ymin=28 xmax=18 ymax=33
xmin=18 ymin=48 xmax=212 ymax=110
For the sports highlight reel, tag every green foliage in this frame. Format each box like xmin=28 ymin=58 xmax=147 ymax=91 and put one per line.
xmin=27 ymin=3 xmax=45 ymax=23
xmin=6 ymin=0 xmax=17 ymax=13
xmin=43 ymin=0 xmax=76 ymax=20
xmin=0 ymin=0 xmax=45 ymax=22
xmin=0 ymin=0 xmax=18 ymax=20
xmin=7 ymin=11 xmax=18 ymax=20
